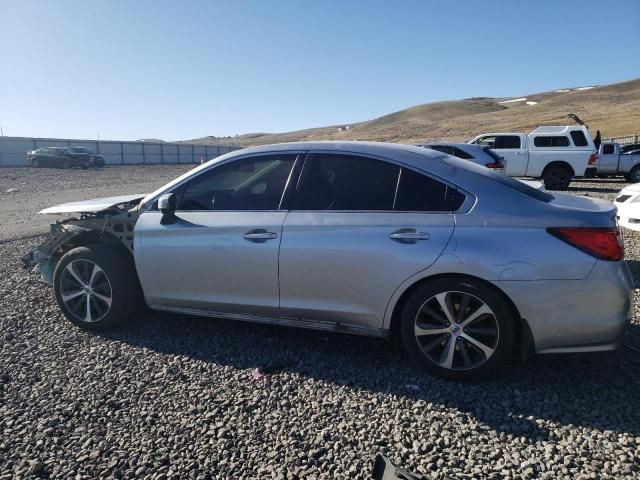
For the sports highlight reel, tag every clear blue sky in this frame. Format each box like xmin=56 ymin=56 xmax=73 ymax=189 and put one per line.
xmin=1 ymin=0 xmax=638 ymax=141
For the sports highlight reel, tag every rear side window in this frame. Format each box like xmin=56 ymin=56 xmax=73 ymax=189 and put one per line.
xmin=293 ymin=154 xmax=399 ymax=210
xmin=394 ymin=168 xmax=463 ymax=212
xmin=570 ymin=130 xmax=588 ymax=147
xmin=494 ymin=136 xmax=521 ymax=149
xmin=534 ymin=136 xmax=570 ymax=147
xmin=450 ymin=147 xmax=473 ymax=159
xmin=428 ymin=145 xmax=454 ymax=156
xmin=429 ymin=145 xmax=473 ymax=160
xmin=602 ymin=144 xmax=615 ymax=155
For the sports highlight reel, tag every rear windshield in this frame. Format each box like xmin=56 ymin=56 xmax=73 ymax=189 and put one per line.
xmin=486 ymin=173 xmax=555 ymax=202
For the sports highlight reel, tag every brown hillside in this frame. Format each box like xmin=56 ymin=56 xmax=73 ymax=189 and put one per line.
xmin=188 ymin=78 xmax=640 ymax=147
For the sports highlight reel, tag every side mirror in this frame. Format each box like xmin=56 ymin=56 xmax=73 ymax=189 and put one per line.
xmin=158 ymin=193 xmax=176 ymax=224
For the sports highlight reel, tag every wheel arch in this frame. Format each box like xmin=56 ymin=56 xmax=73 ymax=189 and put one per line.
xmin=51 ymin=230 xmax=132 ymax=265
xmin=386 ymin=272 xmax=534 ymax=362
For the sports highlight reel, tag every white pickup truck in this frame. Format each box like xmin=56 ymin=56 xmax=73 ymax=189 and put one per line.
xmin=468 ymin=125 xmax=597 ymax=189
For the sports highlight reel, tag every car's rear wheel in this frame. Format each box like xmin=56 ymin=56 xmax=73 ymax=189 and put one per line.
xmin=400 ymin=277 xmax=515 ymax=380
xmin=53 ymin=245 xmax=141 ymax=330
xmin=626 ymin=166 xmax=640 ymax=183
xmin=542 ymin=165 xmax=572 ymax=190
xmin=59 ymin=158 xmax=71 ymax=169
xmin=32 ymin=158 xmax=41 ymax=168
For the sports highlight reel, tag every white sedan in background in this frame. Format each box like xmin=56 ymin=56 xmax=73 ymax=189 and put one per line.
xmin=615 ymin=184 xmax=640 ymax=231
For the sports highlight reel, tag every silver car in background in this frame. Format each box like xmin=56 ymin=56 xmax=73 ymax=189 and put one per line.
xmin=23 ymin=142 xmax=632 ymax=380
xmin=417 ymin=143 xmax=505 ymax=174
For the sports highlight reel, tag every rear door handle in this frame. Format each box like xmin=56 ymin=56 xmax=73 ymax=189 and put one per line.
xmin=243 ymin=229 xmax=277 ymax=242
xmin=390 ymin=229 xmax=430 ymax=243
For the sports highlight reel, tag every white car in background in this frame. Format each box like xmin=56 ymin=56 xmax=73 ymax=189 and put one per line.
xmin=468 ymin=125 xmax=597 ymax=190
xmin=615 ymin=184 xmax=640 ymax=231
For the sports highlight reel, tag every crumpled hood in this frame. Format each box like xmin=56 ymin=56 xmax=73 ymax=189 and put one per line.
xmin=39 ymin=194 xmax=147 ymax=214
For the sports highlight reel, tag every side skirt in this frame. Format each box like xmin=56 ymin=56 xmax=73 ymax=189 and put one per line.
xmin=150 ymin=304 xmax=388 ymax=338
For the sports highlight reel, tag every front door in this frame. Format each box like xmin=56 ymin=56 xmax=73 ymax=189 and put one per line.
xmin=278 ymin=153 xmax=457 ymax=330
xmin=598 ymin=143 xmax=619 ymax=173
xmin=135 ymin=153 xmax=298 ymax=316
xmin=474 ymin=135 xmax=527 ymax=176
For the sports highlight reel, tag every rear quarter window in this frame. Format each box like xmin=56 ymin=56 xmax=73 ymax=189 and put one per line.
xmin=394 ymin=168 xmax=464 ymax=212
xmin=570 ymin=130 xmax=588 ymax=147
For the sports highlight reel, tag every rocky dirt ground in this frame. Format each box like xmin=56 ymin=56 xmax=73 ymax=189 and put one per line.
xmin=0 ymin=169 xmax=638 ymax=479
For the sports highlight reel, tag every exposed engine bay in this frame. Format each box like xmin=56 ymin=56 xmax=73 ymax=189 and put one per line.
xmin=21 ymin=194 xmax=145 ymax=284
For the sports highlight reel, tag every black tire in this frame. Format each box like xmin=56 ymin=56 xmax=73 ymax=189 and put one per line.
xmin=32 ymin=158 xmax=41 ymax=168
xmin=59 ymin=158 xmax=71 ymax=169
xmin=94 ymin=158 xmax=106 ymax=168
xmin=80 ymin=163 xmax=89 ymax=170
xmin=400 ymin=277 xmax=515 ymax=381
xmin=542 ymin=165 xmax=572 ymax=190
xmin=626 ymin=166 xmax=640 ymax=183
xmin=53 ymin=245 xmax=141 ymax=331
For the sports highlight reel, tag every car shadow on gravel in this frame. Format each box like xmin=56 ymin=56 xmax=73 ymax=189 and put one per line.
xmin=96 ymin=310 xmax=640 ymax=443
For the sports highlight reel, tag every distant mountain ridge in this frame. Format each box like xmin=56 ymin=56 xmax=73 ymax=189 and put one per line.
xmin=187 ymin=78 xmax=640 ymax=147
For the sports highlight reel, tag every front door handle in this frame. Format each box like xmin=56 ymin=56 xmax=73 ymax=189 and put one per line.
xmin=244 ymin=229 xmax=278 ymax=242
xmin=390 ymin=229 xmax=430 ymax=243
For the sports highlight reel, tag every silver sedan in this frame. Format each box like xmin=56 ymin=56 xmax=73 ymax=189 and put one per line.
xmin=23 ymin=142 xmax=632 ymax=380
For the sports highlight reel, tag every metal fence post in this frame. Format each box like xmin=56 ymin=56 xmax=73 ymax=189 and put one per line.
xmin=120 ymin=143 xmax=124 ymax=164
xmin=142 ymin=142 xmax=146 ymax=164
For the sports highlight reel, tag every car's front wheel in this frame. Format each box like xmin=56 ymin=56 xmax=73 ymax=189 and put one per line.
xmin=53 ymin=245 xmax=141 ymax=330
xmin=400 ymin=277 xmax=515 ymax=380
xmin=59 ymin=158 xmax=71 ymax=169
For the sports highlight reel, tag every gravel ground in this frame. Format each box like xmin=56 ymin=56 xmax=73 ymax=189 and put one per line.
xmin=0 ymin=172 xmax=639 ymax=479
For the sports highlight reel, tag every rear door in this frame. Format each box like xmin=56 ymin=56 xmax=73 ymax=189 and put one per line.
xmin=474 ymin=135 xmax=527 ymax=176
xmin=278 ymin=152 xmax=459 ymax=331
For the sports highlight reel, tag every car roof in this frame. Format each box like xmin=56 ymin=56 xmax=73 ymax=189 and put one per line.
xmin=419 ymin=143 xmax=484 ymax=149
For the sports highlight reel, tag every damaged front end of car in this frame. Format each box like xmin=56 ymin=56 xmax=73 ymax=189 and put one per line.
xmin=21 ymin=195 xmax=145 ymax=284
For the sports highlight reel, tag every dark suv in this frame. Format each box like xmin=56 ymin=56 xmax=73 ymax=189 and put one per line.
xmin=27 ymin=147 xmax=106 ymax=169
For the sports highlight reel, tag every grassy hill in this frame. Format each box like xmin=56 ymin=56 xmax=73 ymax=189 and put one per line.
xmin=188 ymin=78 xmax=640 ymax=147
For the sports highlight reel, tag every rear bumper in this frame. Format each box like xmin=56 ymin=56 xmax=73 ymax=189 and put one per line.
xmin=495 ymin=259 xmax=633 ymax=353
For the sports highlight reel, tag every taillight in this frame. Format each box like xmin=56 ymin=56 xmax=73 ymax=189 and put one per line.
xmin=588 ymin=153 xmax=597 ymax=165
xmin=547 ymin=227 xmax=623 ymax=261
xmin=485 ymin=161 xmax=503 ymax=169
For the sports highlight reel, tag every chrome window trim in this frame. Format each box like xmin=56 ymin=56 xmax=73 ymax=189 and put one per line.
xmin=292 ymin=149 xmax=476 ymax=214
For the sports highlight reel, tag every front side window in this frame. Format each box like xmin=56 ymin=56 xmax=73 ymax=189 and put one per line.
xmin=475 ymin=136 xmax=496 ymax=147
xmin=494 ymin=136 xmax=521 ymax=149
xmin=176 ymin=154 xmax=296 ymax=211
xmin=292 ymin=153 xmax=399 ymax=210
xmin=534 ymin=136 xmax=570 ymax=147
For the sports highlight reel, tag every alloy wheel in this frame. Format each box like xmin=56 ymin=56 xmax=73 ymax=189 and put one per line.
xmin=413 ymin=291 xmax=499 ymax=371
xmin=59 ymin=259 xmax=113 ymax=323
